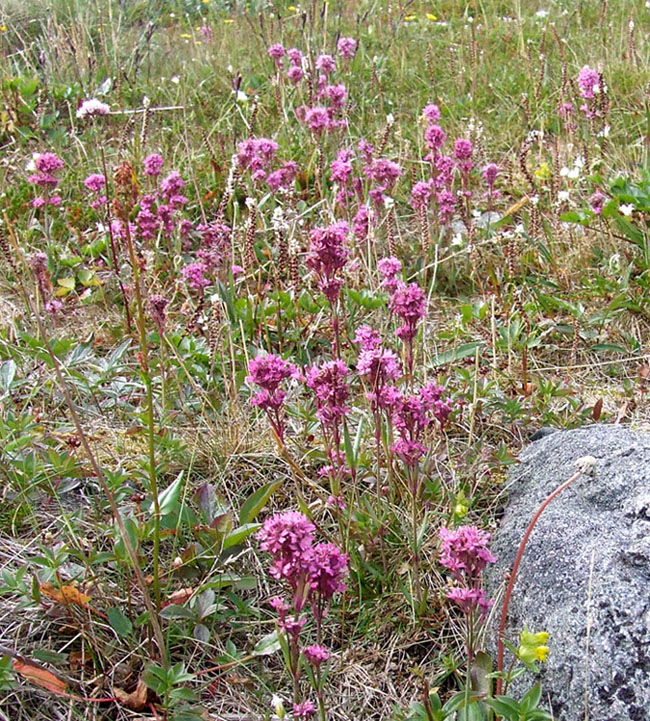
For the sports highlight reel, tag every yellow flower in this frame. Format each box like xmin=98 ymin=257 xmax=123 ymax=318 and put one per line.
xmin=518 ymin=628 xmax=550 ymax=665
xmin=535 ymin=162 xmax=551 ymax=180
xmin=288 ymin=5 xmax=297 ymax=11
xmin=0 ymin=25 xmax=7 ymax=31
xmin=536 ymin=645 xmax=550 ymax=663
xmin=224 ymin=19 xmax=234 ymax=24
xmin=180 ymin=33 xmax=192 ymax=39
xmin=202 ymin=0 xmax=210 ymax=3
xmin=426 ymin=13 xmax=437 ymax=20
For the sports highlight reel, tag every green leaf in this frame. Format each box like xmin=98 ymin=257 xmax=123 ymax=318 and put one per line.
xmin=239 ymin=481 xmax=281 ymax=525
xmin=484 ymin=696 xmax=521 ymax=720
xmin=590 ymin=343 xmax=627 ymax=354
xmin=520 ymin=683 xmax=542 ymax=714
xmin=107 ymin=607 xmax=133 ymax=637
xmin=223 ymin=523 xmax=261 ymax=549
xmin=158 ymin=471 xmax=184 ymax=517
xmin=0 ymin=360 xmax=16 ymax=390
xmin=253 ymin=630 xmax=281 ymax=656
xmin=431 ymin=341 xmax=485 ymax=368
xmin=470 ymin=651 xmax=492 ymax=696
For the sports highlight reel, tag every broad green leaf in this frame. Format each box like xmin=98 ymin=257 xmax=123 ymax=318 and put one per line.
xmin=157 ymin=471 xmax=184 ymax=517
xmin=239 ymin=481 xmax=282 ymax=525
xmin=223 ymin=523 xmax=261 ymax=549
xmin=107 ymin=607 xmax=133 ymax=637
xmin=253 ymin=630 xmax=281 ymax=656
xmin=431 ymin=341 xmax=485 ymax=368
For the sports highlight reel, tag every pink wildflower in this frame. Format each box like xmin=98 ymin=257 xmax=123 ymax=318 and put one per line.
xmin=309 ymin=542 xmax=349 ymax=601
xmin=144 ymin=153 xmax=164 ymax=176
xmin=257 ymin=511 xmax=315 ymax=586
xmin=589 ymin=189 xmax=606 ymax=215
xmin=76 ymin=98 xmax=110 ymax=119
xmin=424 ymin=124 xmax=446 ymax=152
xmin=422 ymin=103 xmax=441 ymax=124
xmin=287 ymin=65 xmax=303 ymax=84
xmin=577 ymin=65 xmax=600 ymax=99
xmin=84 ymin=173 xmax=106 ymax=193
xmin=287 ymin=47 xmax=304 ymax=66
xmin=337 ymin=36 xmax=357 ymax=59
xmin=353 ymin=324 xmax=382 ymax=351
xmin=293 ymin=700 xmax=316 ymax=719
xmin=439 ymin=525 xmax=497 ymax=583
xmin=306 ymin=221 xmax=349 ymax=302
xmin=304 ymin=645 xmax=330 ymax=667
xmin=267 ymin=43 xmax=285 ymax=66
xmin=305 ymin=360 xmax=349 ymax=425
xmin=315 ymin=54 xmax=336 ymax=75
xmin=181 ymin=262 xmax=209 ymax=290
xmin=411 ymin=179 xmax=434 ymax=210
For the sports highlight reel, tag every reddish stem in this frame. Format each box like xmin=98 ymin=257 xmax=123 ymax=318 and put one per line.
xmin=495 ymin=466 xmax=584 ymax=695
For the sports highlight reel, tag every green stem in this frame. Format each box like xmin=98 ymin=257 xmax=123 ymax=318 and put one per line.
xmin=124 ymin=222 xmax=162 ymax=615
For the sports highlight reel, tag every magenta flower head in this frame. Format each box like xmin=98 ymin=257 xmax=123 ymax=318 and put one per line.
xmin=267 ymin=43 xmax=285 ymax=65
xmin=257 ymin=511 xmax=315 ymax=586
xmin=160 ymin=170 xmax=187 ymax=206
xmin=144 ymin=153 xmax=164 ymax=176
xmin=337 ymin=36 xmax=357 ymax=59
xmin=422 ymin=103 xmax=441 ymax=124
xmin=84 ymin=173 xmax=106 ymax=193
xmin=447 ymin=586 xmax=493 ymax=617
xmin=578 ymin=65 xmax=600 ymax=99
xmin=287 ymin=47 xmax=304 ymax=66
xmin=438 ymin=525 xmax=496 ymax=583
xmin=453 ymin=138 xmax=474 ymax=162
xmin=390 ymin=282 xmax=427 ymax=342
xmin=309 ymin=542 xmax=349 ymax=601
xmin=293 ymin=700 xmax=316 ymax=719
xmin=411 ymin=179 xmax=434 ymax=211
xmin=589 ymin=189 xmax=607 ymax=215
xmin=424 ymin=124 xmax=446 ymax=152
xmin=304 ymin=644 xmax=331 ymax=667
xmin=315 ymin=54 xmax=336 ymax=75
xmin=35 ymin=152 xmax=64 ymax=174
xmin=287 ymin=65 xmax=303 ymax=84
xmin=305 ymin=360 xmax=349 ymax=425
xmin=365 ymin=158 xmax=403 ymax=188
xmin=76 ymin=98 xmax=110 ymax=119
xmin=181 ymin=262 xmax=210 ymax=291
xmin=481 ymin=163 xmax=500 ymax=190
xmin=247 ymin=353 xmax=299 ymax=395
xmin=306 ymin=221 xmax=349 ymax=302
xmin=353 ymin=324 xmax=382 ymax=351
xmin=377 ymin=256 xmax=402 ymax=292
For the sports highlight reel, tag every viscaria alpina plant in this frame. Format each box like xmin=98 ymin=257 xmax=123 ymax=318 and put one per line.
xmin=247 ymin=353 xmax=300 ymax=444
xmin=306 ymin=221 xmax=350 ymax=355
xmin=28 ymin=152 xmax=64 ymax=209
xmin=439 ymin=525 xmax=496 ymax=659
xmin=258 ymin=511 xmax=348 ymax=720
xmin=389 ymin=280 xmax=427 ymax=378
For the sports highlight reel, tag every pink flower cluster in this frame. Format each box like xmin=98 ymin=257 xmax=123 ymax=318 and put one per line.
xmin=305 ymin=360 xmax=349 ymax=425
xmin=247 ymin=353 xmax=299 ymax=441
xmin=29 ymin=152 xmax=64 ymax=208
xmin=578 ymin=65 xmax=600 ymax=99
xmin=439 ymin=525 xmax=496 ymax=617
xmin=83 ymin=173 xmax=107 ymax=208
xmin=306 ymin=221 xmax=349 ymax=302
xmin=258 ymin=509 xmax=348 ymax=615
xmin=237 ymin=137 xmax=296 ymax=191
xmin=390 ymin=282 xmax=427 ymax=345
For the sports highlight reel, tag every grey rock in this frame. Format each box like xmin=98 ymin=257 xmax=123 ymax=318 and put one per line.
xmin=486 ymin=425 xmax=650 ymax=721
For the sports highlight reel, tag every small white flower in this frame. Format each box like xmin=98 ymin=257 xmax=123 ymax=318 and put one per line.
xmin=383 ymin=196 xmax=395 ymax=210
xmin=630 ymin=20 xmax=635 ymax=30
xmin=530 ymin=195 xmax=540 ymax=206
xmin=558 ymin=191 xmax=570 ymax=203
xmin=271 ymin=694 xmax=285 ymax=719
xmin=619 ymin=203 xmax=635 ymax=216
xmin=574 ymin=155 xmax=585 ymax=169
xmin=567 ymin=167 xmax=580 ymax=180
xmin=560 ymin=166 xmax=570 ymax=178
xmin=515 ymin=223 xmax=526 ymax=235
xmin=236 ymin=89 xmax=248 ymax=103
xmin=597 ymin=124 xmax=610 ymax=138
xmin=536 ymin=9 xmax=549 ymax=18
xmin=170 ymin=75 xmax=180 ymax=84
xmin=386 ymin=113 xmax=395 ymax=126
xmin=25 ymin=153 xmax=39 ymax=172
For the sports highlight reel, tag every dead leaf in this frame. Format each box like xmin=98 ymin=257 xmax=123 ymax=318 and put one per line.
xmin=114 ymin=679 xmax=148 ymax=710
xmin=41 ymin=583 xmax=91 ymax=606
xmin=13 ymin=660 xmax=68 ymax=696
xmin=592 ymin=397 xmax=603 ymax=421
xmin=162 ymin=587 xmax=195 ymax=607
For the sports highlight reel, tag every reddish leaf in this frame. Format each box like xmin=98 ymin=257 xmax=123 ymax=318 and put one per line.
xmin=13 ymin=660 xmax=68 ymax=696
xmin=162 ymin=587 xmax=195 ymax=607
xmin=592 ymin=397 xmax=603 ymax=421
